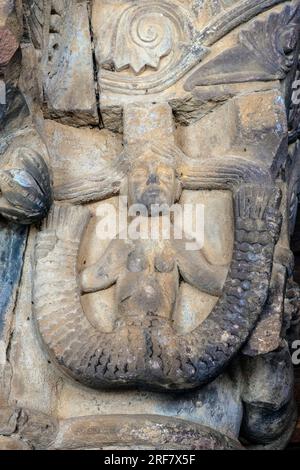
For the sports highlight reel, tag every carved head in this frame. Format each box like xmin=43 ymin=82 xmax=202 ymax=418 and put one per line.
xmin=127 ymin=148 xmax=182 ymax=214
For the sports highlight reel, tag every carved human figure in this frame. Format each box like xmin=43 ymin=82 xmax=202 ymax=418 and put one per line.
xmin=0 ymin=0 xmax=298 ymax=452
xmin=80 ymin=150 xmax=228 ymax=326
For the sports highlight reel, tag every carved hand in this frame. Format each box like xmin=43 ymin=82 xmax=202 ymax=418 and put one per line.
xmin=80 ymin=238 xmax=133 ymax=293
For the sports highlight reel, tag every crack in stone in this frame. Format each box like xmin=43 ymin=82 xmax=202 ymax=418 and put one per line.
xmin=87 ymin=0 xmax=103 ymax=130
xmin=5 ymin=229 xmax=29 ymax=403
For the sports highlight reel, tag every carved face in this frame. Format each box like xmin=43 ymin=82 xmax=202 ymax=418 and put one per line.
xmin=128 ymin=159 xmax=179 ymax=215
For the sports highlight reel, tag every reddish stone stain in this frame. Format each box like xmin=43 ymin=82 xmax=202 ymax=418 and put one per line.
xmin=0 ymin=27 xmax=18 ymax=66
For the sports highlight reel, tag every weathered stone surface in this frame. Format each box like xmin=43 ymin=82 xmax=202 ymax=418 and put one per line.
xmin=0 ymin=0 xmax=299 ymax=451
xmin=243 ymin=264 xmax=287 ymax=355
xmin=124 ymin=103 xmax=175 ymax=156
xmin=0 ymin=0 xmax=22 ymax=68
xmin=42 ymin=0 xmax=98 ymax=125
xmin=0 ymin=406 xmax=19 ymax=436
xmin=0 ymin=406 xmax=57 ymax=449
xmin=8 ymin=229 xmax=60 ymax=415
xmin=44 ymin=120 xmax=124 ymax=202
xmin=0 ymin=27 xmax=19 ymax=67
xmin=49 ymin=414 xmax=242 ymax=450
xmin=0 ymin=435 xmax=30 ymax=450
xmin=185 ymin=5 xmax=300 ymax=89
xmin=240 ymin=345 xmax=296 ymax=444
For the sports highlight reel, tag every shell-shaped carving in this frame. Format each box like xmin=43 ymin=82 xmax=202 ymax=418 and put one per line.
xmin=0 ymin=147 xmax=52 ymax=225
xmin=240 ymin=5 xmax=300 ymax=76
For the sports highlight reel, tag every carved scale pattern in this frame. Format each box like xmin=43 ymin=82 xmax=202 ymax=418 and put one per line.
xmin=33 ymin=175 xmax=281 ymax=390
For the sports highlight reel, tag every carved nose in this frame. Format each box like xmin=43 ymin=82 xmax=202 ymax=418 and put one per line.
xmin=147 ymin=174 xmax=159 ymax=185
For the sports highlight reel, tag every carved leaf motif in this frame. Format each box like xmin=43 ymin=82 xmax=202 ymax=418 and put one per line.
xmin=239 ymin=5 xmax=300 ymax=76
xmin=185 ymin=4 xmax=300 ymax=90
xmin=200 ymin=0 xmax=290 ymax=47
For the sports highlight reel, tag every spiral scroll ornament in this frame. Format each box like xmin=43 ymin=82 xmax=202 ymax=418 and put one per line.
xmin=112 ymin=5 xmax=180 ymax=75
xmin=101 ymin=1 xmax=205 ymax=95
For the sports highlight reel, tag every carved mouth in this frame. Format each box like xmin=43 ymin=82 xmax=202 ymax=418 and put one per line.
xmin=140 ymin=188 xmax=170 ymax=215
xmin=142 ymin=188 xmax=161 ymax=202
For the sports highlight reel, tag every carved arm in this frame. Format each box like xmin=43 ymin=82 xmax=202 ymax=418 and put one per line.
xmin=178 ymin=155 xmax=273 ymax=191
xmin=174 ymin=239 xmax=228 ymax=297
xmin=80 ymin=238 xmax=133 ymax=293
xmin=54 ymin=153 xmax=129 ymax=204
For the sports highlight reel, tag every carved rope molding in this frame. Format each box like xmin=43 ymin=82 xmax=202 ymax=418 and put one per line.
xmin=33 ymin=159 xmax=282 ymax=391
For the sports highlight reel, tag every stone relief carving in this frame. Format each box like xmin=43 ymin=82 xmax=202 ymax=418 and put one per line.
xmin=111 ymin=3 xmax=180 ymax=74
xmin=96 ymin=0 xmax=206 ymax=94
xmin=34 ymin=154 xmax=281 ymax=392
xmin=185 ymin=4 xmax=300 ymax=88
xmin=0 ymin=81 xmax=52 ymax=225
xmin=0 ymin=0 xmax=299 ymax=451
